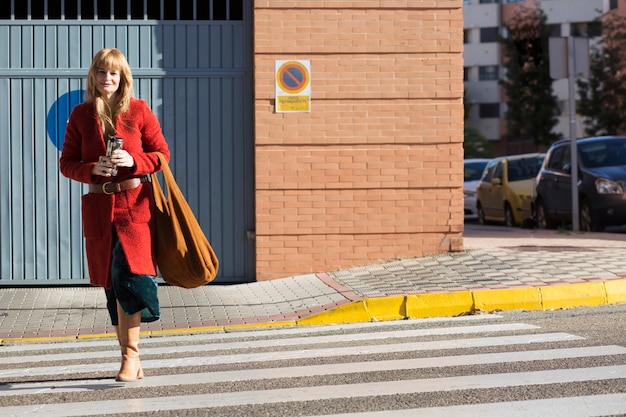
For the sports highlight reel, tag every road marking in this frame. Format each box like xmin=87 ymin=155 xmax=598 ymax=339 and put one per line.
xmin=0 ymin=314 xmax=502 ymax=353
xmin=0 ymin=323 xmax=539 ymax=364
xmin=0 ymin=332 xmax=582 ymax=378
xmin=1 ymin=345 xmax=624 ymax=396
xmin=311 ymin=393 xmax=626 ymax=417
xmin=3 ymin=366 xmax=625 ymax=416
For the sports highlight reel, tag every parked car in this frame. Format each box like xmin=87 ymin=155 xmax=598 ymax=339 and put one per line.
xmin=476 ymin=153 xmax=545 ymax=227
xmin=463 ymin=158 xmax=490 ymax=221
xmin=534 ymin=136 xmax=626 ymax=231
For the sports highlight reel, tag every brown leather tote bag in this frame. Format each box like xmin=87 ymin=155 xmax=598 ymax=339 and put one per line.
xmin=151 ymin=152 xmax=219 ymax=288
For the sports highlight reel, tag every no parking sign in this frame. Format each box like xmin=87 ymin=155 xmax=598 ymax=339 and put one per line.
xmin=275 ymin=60 xmax=310 ymax=113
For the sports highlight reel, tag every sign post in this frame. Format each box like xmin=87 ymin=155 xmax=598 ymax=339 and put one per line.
xmin=549 ymin=37 xmax=589 ymax=232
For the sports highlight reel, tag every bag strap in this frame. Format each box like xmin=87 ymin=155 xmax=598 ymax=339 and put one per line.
xmin=151 ymin=151 xmax=189 ymax=210
xmin=151 ymin=152 xmax=172 ymax=214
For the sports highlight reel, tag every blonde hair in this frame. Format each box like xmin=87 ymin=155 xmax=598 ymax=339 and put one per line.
xmin=85 ymin=48 xmax=134 ymax=137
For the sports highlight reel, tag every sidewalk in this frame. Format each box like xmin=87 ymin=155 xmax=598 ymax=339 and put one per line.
xmin=1 ymin=225 xmax=626 ymax=343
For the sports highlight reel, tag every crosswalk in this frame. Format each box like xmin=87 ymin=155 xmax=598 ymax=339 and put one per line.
xmin=1 ymin=315 xmax=626 ymax=416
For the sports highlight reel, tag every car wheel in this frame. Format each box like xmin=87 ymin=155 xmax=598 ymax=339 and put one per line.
xmin=504 ymin=204 xmax=516 ymax=227
xmin=580 ymin=199 xmax=602 ymax=232
xmin=535 ymin=200 xmax=555 ymax=230
xmin=477 ymin=203 xmax=486 ymax=225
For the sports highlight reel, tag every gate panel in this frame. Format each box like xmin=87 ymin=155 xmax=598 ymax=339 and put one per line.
xmin=0 ymin=2 xmax=254 ymax=285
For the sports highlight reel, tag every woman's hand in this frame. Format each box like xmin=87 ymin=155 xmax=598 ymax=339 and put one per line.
xmin=93 ymin=156 xmax=114 ymax=177
xmin=92 ymin=150 xmax=134 ymax=177
xmin=109 ymin=149 xmax=135 ymax=168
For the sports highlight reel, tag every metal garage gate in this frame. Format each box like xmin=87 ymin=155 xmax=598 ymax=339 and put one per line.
xmin=0 ymin=0 xmax=255 ymax=285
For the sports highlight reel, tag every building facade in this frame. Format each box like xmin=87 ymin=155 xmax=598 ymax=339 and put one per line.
xmin=0 ymin=0 xmax=464 ymax=285
xmin=253 ymin=0 xmax=465 ymax=280
xmin=463 ymin=0 xmax=609 ymax=155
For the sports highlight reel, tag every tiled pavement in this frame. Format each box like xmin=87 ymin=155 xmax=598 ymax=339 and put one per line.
xmin=1 ymin=226 xmax=626 ymax=342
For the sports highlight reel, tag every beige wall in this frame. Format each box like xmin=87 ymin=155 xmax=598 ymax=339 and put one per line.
xmin=253 ymin=0 xmax=465 ymax=280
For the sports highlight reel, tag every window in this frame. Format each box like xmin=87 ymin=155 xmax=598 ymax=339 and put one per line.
xmin=547 ymin=24 xmax=561 ymax=38
xmin=547 ymin=145 xmax=570 ymax=173
xmin=610 ymin=0 xmax=618 ymax=10
xmin=479 ymin=103 xmax=500 ymax=118
xmin=481 ymin=160 xmax=498 ymax=182
xmin=463 ymin=67 xmax=469 ymax=81
xmin=571 ymin=22 xmax=602 ymax=38
xmin=507 ymin=157 xmax=544 ymax=181
xmin=479 ymin=0 xmax=500 ymax=4
xmin=0 ymin=0 xmax=244 ymax=20
xmin=464 ymin=30 xmax=470 ymax=44
xmin=478 ymin=66 xmax=499 ymax=81
xmin=480 ymin=27 xmax=499 ymax=43
xmin=493 ymin=162 xmax=504 ymax=181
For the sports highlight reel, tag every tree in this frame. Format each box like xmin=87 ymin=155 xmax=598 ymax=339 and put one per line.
xmin=464 ymin=127 xmax=495 ymax=159
xmin=577 ymin=13 xmax=626 ymax=136
xmin=499 ymin=0 xmax=561 ymax=149
xmin=463 ymin=89 xmax=495 ymax=159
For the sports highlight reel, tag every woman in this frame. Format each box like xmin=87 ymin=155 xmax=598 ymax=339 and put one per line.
xmin=60 ymin=48 xmax=170 ymax=382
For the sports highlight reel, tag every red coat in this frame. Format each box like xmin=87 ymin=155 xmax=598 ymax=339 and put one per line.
xmin=60 ymin=98 xmax=170 ymax=288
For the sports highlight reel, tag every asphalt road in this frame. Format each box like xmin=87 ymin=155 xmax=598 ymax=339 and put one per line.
xmin=1 ymin=303 xmax=625 ymax=416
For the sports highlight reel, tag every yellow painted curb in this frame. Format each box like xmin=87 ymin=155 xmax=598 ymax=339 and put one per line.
xmin=473 ymin=287 xmax=542 ymax=312
xmin=0 ymin=335 xmax=81 ymax=344
xmin=3 ymin=279 xmax=626 ymax=344
xmin=406 ymin=291 xmax=473 ymax=318
xmin=297 ymin=300 xmax=370 ymax=325
xmin=605 ymin=278 xmax=626 ymax=304
xmin=364 ymin=296 xmax=406 ymax=321
xmin=540 ymin=282 xmax=606 ymax=310
xmin=78 ymin=333 xmax=117 ymax=340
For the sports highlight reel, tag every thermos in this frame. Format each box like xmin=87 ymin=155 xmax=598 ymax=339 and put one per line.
xmin=106 ymin=136 xmax=123 ymax=176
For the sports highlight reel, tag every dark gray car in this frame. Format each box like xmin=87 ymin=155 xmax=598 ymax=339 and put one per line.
xmin=534 ymin=136 xmax=626 ymax=231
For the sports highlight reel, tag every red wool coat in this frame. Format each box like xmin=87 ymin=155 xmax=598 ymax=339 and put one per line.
xmin=59 ymin=98 xmax=170 ymax=288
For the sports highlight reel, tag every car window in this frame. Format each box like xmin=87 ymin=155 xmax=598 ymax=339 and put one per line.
xmin=546 ymin=146 xmax=570 ymax=173
xmin=507 ymin=157 xmax=544 ymax=181
xmin=464 ymin=161 xmax=488 ymax=182
xmin=493 ymin=162 xmax=503 ymax=181
xmin=481 ymin=160 xmax=498 ymax=182
xmin=580 ymin=139 xmax=626 ymax=168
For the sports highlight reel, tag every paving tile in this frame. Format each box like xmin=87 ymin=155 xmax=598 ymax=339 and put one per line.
xmin=2 ymin=233 xmax=626 ymax=340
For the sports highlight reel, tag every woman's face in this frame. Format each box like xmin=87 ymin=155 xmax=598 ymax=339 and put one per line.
xmin=95 ymin=67 xmax=121 ymax=100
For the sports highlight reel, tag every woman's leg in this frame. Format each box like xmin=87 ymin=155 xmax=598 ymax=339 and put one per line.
xmin=109 ymin=229 xmax=158 ymax=381
xmin=115 ymin=300 xmax=144 ymax=382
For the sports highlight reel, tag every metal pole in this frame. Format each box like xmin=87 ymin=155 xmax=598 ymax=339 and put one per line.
xmin=568 ymin=36 xmax=579 ymax=232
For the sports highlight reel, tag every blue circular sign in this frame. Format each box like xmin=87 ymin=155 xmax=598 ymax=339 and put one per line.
xmin=47 ymin=90 xmax=85 ymax=150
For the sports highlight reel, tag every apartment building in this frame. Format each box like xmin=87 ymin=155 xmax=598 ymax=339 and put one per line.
xmin=463 ymin=0 xmax=611 ymax=155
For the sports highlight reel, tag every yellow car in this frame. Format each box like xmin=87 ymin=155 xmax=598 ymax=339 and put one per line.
xmin=476 ymin=153 xmax=545 ymax=227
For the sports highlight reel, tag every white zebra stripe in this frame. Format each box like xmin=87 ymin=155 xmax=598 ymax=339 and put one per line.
xmin=2 ymin=366 xmax=625 ymax=416
xmin=0 ymin=314 xmax=503 ymax=353
xmin=0 ymin=332 xmax=583 ymax=379
xmin=0 ymin=323 xmax=539 ymax=364
xmin=310 ymin=393 xmax=626 ymax=417
xmin=1 ymin=345 xmax=624 ymax=397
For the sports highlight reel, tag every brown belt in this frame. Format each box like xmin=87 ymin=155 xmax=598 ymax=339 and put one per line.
xmin=89 ymin=175 xmax=150 ymax=195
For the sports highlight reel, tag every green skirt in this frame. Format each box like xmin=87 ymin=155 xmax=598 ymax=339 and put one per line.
xmin=105 ymin=231 xmax=160 ymax=325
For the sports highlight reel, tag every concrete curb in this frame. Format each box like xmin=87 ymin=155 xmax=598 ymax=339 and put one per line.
xmin=296 ymin=277 xmax=626 ymax=325
xmin=3 ymin=277 xmax=625 ymax=345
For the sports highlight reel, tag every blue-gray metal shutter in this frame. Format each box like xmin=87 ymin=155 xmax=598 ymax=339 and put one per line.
xmin=0 ymin=0 xmax=255 ymax=285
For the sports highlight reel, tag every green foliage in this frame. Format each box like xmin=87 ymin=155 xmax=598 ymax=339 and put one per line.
xmin=464 ymin=127 xmax=495 ymax=159
xmin=499 ymin=1 xmax=561 ymax=148
xmin=577 ymin=13 xmax=626 ymax=136
xmin=463 ymin=89 xmax=495 ymax=158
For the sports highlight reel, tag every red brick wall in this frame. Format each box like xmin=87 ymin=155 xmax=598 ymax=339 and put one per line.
xmin=254 ymin=0 xmax=464 ymax=280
